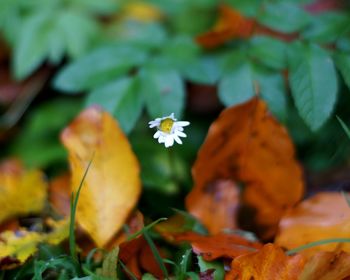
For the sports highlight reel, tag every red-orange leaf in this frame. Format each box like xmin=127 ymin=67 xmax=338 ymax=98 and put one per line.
xmin=186 ymin=98 xmax=304 ymax=239
xmin=49 ymin=173 xmax=71 ymax=217
xmin=174 ymin=232 xmax=262 ymax=261
xmin=196 ymin=5 xmax=254 ymax=48
xmin=226 ymin=244 xmax=305 ymax=280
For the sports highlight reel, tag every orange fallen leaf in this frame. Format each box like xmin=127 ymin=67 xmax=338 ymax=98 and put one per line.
xmin=275 ymin=192 xmax=350 ymax=257
xmin=196 ymin=5 xmax=255 ymax=48
xmin=60 ymin=107 xmax=141 ymax=247
xmin=0 ymin=219 xmax=19 ymax=234
xmin=174 ymin=232 xmax=262 ymax=261
xmin=108 ymin=210 xmax=144 ymax=248
xmin=119 ymin=235 xmax=167 ymax=279
xmin=226 ymin=243 xmax=305 ymax=280
xmin=299 ymin=251 xmax=350 ymax=280
xmin=186 ymin=179 xmax=240 ymax=235
xmin=49 ymin=173 xmax=71 ymax=217
xmin=0 ymin=159 xmax=47 ymax=224
xmin=186 ymin=98 xmax=304 ymax=239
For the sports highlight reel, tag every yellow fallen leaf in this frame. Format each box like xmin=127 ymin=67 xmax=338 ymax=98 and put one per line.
xmin=0 ymin=219 xmax=69 ymax=269
xmin=0 ymin=159 xmax=47 ymax=224
xmin=61 ymin=107 xmax=141 ymax=247
xmin=122 ymin=1 xmax=163 ymax=22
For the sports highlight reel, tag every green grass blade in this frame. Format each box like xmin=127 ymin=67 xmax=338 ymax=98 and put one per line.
xmin=69 ymin=158 xmax=93 ymax=262
xmin=119 ymin=260 xmax=138 ymax=280
xmin=286 ymin=238 xmax=350 ymax=255
xmin=336 ymin=116 xmax=350 ymax=139
xmin=126 ymin=217 xmax=167 ymax=241
xmin=179 ymin=249 xmax=191 ymax=279
xmin=342 ymin=190 xmax=350 ymax=208
xmin=143 ymin=230 xmax=169 ymax=279
xmin=84 ymin=248 xmax=106 ymax=271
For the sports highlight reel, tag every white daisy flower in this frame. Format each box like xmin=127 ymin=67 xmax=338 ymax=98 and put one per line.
xmin=148 ymin=113 xmax=190 ymax=148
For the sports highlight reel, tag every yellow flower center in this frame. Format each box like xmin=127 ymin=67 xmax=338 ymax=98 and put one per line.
xmin=159 ymin=118 xmax=174 ymax=133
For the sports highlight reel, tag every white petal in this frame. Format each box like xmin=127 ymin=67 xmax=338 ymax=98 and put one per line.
xmin=158 ymin=135 xmax=165 ymax=143
xmin=149 ymin=121 xmax=160 ymax=128
xmin=175 ymin=121 xmax=190 ymax=127
xmin=165 ymin=136 xmax=174 ymax=147
xmin=175 ymin=131 xmax=186 ymax=138
xmin=173 ymin=134 xmax=183 ymax=144
xmin=153 ymin=131 xmax=160 ymax=139
xmin=176 ymin=126 xmax=184 ymax=132
xmin=169 ymin=113 xmax=176 ymax=120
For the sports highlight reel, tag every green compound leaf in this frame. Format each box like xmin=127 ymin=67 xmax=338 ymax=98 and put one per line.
xmin=218 ymin=62 xmax=255 ymax=106
xmin=254 ymin=68 xmax=287 ymax=122
xmin=184 ymin=55 xmax=221 ymax=85
xmin=288 ymin=42 xmax=338 ymax=131
xmin=225 ymin=0 xmax=261 ymax=17
xmin=219 ymin=60 xmax=287 ymax=121
xmin=302 ymin=12 xmax=350 ymax=44
xmin=257 ymin=1 xmax=310 ymax=33
xmin=142 ymin=68 xmax=185 ymax=119
xmin=13 ymin=10 xmax=55 ymax=80
xmin=248 ymin=35 xmax=287 ymax=70
xmin=57 ymin=10 xmax=99 ymax=59
xmin=86 ymin=76 xmax=143 ymax=134
xmin=54 ymin=45 xmax=147 ymax=93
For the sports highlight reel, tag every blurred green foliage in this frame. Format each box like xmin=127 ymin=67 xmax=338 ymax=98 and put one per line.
xmin=1 ymin=0 xmax=350 ymax=186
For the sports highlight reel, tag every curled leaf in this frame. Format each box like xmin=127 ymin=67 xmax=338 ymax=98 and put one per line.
xmin=186 ymin=99 xmax=304 ymax=239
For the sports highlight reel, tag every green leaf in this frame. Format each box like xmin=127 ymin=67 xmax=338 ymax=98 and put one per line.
xmin=160 ymin=35 xmax=200 ymax=71
xmin=302 ymin=12 xmax=350 ymax=43
xmin=142 ymin=68 xmax=185 ymax=118
xmin=257 ymin=2 xmax=310 ymax=33
xmin=112 ymin=21 xmax=167 ymax=49
xmin=218 ymin=62 xmax=255 ymax=106
xmin=288 ymin=42 xmax=338 ymax=131
xmin=184 ymin=56 xmax=221 ymax=85
xmin=254 ymin=68 xmax=287 ymax=121
xmin=13 ymin=11 xmax=54 ymax=80
xmin=336 ymin=38 xmax=350 ymax=52
xmin=86 ymin=77 xmax=143 ymax=134
xmin=70 ymin=0 xmax=119 ymax=15
xmin=143 ymin=230 xmax=168 ymax=279
xmin=141 ymin=274 xmax=157 ymax=280
xmin=334 ymin=52 xmax=350 ymax=91
xmin=197 ymin=256 xmax=224 ymax=280
xmin=54 ymin=45 xmax=147 ymax=93
xmin=225 ymin=0 xmax=261 ymax=17
xmin=57 ymin=10 xmax=99 ymax=59
xmin=248 ymin=36 xmax=287 ymax=70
